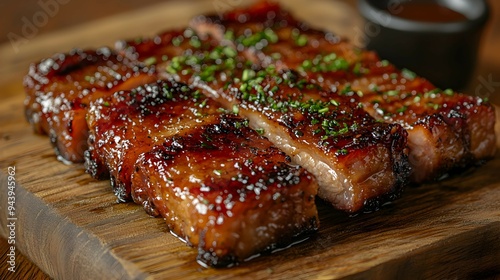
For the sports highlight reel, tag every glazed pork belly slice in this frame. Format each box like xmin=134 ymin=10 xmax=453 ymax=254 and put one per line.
xmin=362 ymin=90 xmax=497 ymax=182
xmin=123 ymin=26 xmax=410 ymax=212
xmin=206 ymin=67 xmax=409 ymax=213
xmin=306 ymin=58 xmax=496 ymax=181
xmin=131 ymin=116 xmax=318 ymax=267
xmin=285 ymin=38 xmax=496 ymax=181
xmin=298 ymin=49 xmax=496 ymax=182
xmin=191 ymin=1 xmax=496 ymax=182
xmin=23 ymin=48 xmax=155 ymax=162
xmin=85 ymin=80 xmax=222 ymax=201
xmin=85 ymin=79 xmax=319 ymax=266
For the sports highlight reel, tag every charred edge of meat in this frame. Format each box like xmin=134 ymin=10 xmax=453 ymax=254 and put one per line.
xmin=361 ymin=186 xmax=404 ymax=214
xmin=197 ymin=217 xmax=318 ymax=268
xmin=412 ymin=113 xmax=470 ymax=182
xmin=23 ymin=103 xmax=44 ymax=134
xmin=388 ymin=124 xmax=412 ymax=192
xmin=110 ymin=174 xmax=129 ymax=203
xmin=83 ymin=149 xmax=109 ymax=180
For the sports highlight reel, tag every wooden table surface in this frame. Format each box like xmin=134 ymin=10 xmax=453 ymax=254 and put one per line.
xmin=1 ymin=0 xmax=499 ymax=279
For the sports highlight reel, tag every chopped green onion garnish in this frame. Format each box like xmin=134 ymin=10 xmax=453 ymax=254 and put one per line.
xmin=402 ymin=68 xmax=417 ymax=80
xmin=295 ymin=34 xmax=308 ymax=46
xmin=143 ymin=57 xmax=157 ymax=66
xmin=443 ymin=88 xmax=454 ymax=96
xmin=232 ymin=104 xmax=239 ymax=114
xmin=242 ymin=69 xmax=256 ymax=82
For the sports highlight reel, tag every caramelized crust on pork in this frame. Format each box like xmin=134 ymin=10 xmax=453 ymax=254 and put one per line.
xmin=85 ymin=80 xmax=221 ymax=200
xmin=134 ymin=140 xmax=318 ymax=267
xmin=211 ymin=68 xmax=410 ymax=212
xmin=125 ymin=28 xmax=410 ymax=212
xmin=362 ymin=89 xmax=496 ymax=181
xmin=23 ymin=48 xmax=155 ymax=162
xmin=191 ymin=1 xmax=497 ymax=182
xmin=86 ymin=79 xmax=319 ymax=266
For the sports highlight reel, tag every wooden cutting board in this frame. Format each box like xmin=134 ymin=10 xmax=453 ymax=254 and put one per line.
xmin=1 ymin=1 xmax=499 ymax=279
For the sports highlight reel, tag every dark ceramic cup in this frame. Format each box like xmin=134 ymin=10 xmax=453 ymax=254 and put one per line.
xmin=358 ymin=0 xmax=489 ymax=90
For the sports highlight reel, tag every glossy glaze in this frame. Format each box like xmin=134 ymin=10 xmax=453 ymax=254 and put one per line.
xmin=190 ymin=1 xmax=496 ymax=182
xmin=23 ymin=48 xmax=156 ymax=162
xmin=85 ymin=79 xmax=319 ymax=266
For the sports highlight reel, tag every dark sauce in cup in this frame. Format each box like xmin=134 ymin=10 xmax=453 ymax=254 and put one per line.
xmin=387 ymin=2 xmax=468 ymax=23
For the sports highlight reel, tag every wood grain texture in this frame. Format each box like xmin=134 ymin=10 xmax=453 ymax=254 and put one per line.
xmin=0 ymin=238 xmax=50 ymax=280
xmin=0 ymin=0 xmax=499 ymax=279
